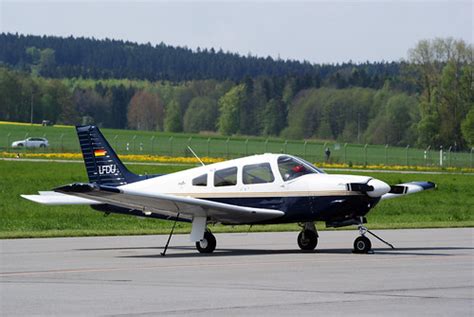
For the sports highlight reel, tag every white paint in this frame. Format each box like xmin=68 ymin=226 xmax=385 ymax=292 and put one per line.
xmin=190 ymin=216 xmax=207 ymax=242
xmin=21 ymin=192 xmax=100 ymax=205
xmin=121 ymin=154 xmax=372 ymax=199
xmin=366 ymin=179 xmax=391 ymax=198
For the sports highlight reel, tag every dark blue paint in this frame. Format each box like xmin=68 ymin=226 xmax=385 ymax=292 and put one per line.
xmin=408 ymin=181 xmax=436 ymax=190
xmin=76 ymin=125 xmax=161 ymax=186
xmin=88 ymin=193 xmax=380 ymax=227
xmin=207 ymin=195 xmax=380 ymax=225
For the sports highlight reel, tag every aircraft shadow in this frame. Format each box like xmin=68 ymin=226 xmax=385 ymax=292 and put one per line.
xmin=110 ymin=246 xmax=473 ymax=258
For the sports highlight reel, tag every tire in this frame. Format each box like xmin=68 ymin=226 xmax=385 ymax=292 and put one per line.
xmin=196 ymin=231 xmax=216 ymax=253
xmin=297 ymin=230 xmax=318 ymax=251
xmin=40 ymin=144 xmax=46 ymax=148
xmin=17 ymin=143 xmax=24 ymax=147
xmin=353 ymin=236 xmax=372 ymax=254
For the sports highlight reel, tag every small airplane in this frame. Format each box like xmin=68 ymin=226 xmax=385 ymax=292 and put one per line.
xmin=22 ymin=125 xmax=436 ymax=255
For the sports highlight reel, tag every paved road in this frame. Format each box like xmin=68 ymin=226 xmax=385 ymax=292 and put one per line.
xmin=1 ymin=228 xmax=473 ymax=316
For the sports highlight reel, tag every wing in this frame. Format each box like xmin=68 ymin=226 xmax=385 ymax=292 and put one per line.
xmin=381 ymin=181 xmax=436 ymax=200
xmin=21 ymin=191 xmax=101 ymax=205
xmin=53 ymin=183 xmax=285 ymax=225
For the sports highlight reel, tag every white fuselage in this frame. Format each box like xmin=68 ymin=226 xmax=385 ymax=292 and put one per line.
xmin=120 ymin=154 xmax=387 ymax=200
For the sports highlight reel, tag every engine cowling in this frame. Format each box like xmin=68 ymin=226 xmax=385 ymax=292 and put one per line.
xmin=346 ymin=179 xmax=391 ymax=198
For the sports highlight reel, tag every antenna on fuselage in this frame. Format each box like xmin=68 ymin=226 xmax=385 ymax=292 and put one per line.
xmin=187 ymin=146 xmax=205 ymax=166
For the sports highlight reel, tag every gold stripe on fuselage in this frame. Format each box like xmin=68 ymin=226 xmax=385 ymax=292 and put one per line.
xmin=166 ymin=190 xmax=360 ymax=199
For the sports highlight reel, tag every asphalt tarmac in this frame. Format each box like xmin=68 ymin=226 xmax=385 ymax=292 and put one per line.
xmin=1 ymin=228 xmax=473 ymax=316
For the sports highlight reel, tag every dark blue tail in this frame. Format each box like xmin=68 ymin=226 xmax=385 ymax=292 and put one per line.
xmin=76 ymin=125 xmax=144 ymax=186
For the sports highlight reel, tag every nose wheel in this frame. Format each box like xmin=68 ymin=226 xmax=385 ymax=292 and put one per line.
xmin=353 ymin=235 xmax=372 ymax=253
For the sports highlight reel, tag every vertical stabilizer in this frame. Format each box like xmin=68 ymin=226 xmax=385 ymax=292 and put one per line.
xmin=76 ymin=125 xmax=141 ymax=186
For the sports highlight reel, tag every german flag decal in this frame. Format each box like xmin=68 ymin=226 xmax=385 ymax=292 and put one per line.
xmin=94 ymin=149 xmax=107 ymax=157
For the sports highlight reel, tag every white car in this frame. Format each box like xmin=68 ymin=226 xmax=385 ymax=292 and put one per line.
xmin=11 ymin=137 xmax=49 ymax=148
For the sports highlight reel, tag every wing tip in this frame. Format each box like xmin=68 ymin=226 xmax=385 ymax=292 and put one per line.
xmin=408 ymin=181 xmax=437 ymax=190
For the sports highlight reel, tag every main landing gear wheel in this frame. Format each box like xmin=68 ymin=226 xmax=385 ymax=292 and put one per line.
xmin=353 ymin=235 xmax=372 ymax=254
xmin=297 ymin=230 xmax=318 ymax=251
xmin=196 ymin=231 xmax=216 ymax=253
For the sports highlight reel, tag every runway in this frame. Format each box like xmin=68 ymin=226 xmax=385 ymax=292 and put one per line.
xmin=1 ymin=228 xmax=473 ymax=316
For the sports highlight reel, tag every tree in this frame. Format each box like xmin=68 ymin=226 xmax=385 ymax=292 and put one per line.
xmin=239 ymin=77 xmax=255 ymax=134
xmin=461 ymin=108 xmax=474 ymax=147
xmin=317 ymin=118 xmax=333 ymax=140
xmin=438 ymin=61 xmax=463 ymax=146
xmin=341 ymin=122 xmax=358 ymax=143
xmin=183 ymin=96 xmax=218 ymax=133
xmin=164 ymin=100 xmax=182 ymax=132
xmin=127 ymin=90 xmax=164 ymax=131
xmin=263 ymin=99 xmax=286 ymax=136
xmin=25 ymin=47 xmax=56 ymax=77
xmin=73 ymin=88 xmax=110 ymax=126
xmin=109 ymin=85 xmax=135 ymax=129
xmin=0 ymin=67 xmax=22 ymax=121
xmin=38 ymin=48 xmax=56 ymax=76
xmin=218 ymin=85 xmax=245 ymax=135
xmin=384 ymin=94 xmax=414 ymax=144
xmin=407 ymin=38 xmax=473 ymax=148
xmin=45 ymin=81 xmax=79 ymax=125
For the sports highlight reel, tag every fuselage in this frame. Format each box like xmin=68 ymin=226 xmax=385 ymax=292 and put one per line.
xmin=119 ymin=154 xmax=388 ymax=225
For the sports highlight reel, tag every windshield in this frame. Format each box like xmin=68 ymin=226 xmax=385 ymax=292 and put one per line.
xmin=298 ymin=157 xmax=325 ymax=174
xmin=277 ymin=155 xmax=324 ymax=181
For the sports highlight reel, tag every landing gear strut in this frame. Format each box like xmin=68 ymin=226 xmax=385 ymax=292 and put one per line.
xmin=161 ymin=213 xmax=180 ymax=256
xmin=297 ymin=222 xmax=318 ymax=251
xmin=196 ymin=230 xmax=216 ymax=253
xmin=353 ymin=218 xmax=395 ymax=254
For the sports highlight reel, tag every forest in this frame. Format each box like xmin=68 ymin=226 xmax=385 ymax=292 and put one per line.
xmin=0 ymin=33 xmax=473 ymax=149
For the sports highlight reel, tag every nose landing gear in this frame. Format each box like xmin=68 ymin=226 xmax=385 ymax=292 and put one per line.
xmin=353 ymin=218 xmax=395 ymax=254
xmin=353 ymin=226 xmax=372 ymax=253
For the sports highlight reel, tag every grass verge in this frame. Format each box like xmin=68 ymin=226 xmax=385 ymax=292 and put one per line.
xmin=0 ymin=160 xmax=473 ymax=239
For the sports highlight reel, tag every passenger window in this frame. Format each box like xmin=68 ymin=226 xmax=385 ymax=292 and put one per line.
xmin=243 ymin=163 xmax=274 ymax=184
xmin=214 ymin=167 xmax=237 ymax=187
xmin=278 ymin=156 xmax=316 ymax=181
xmin=192 ymin=174 xmax=207 ymax=186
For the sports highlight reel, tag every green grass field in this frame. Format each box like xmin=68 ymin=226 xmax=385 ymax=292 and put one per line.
xmin=0 ymin=160 xmax=472 ymax=238
xmin=1 ymin=121 xmax=472 ymax=168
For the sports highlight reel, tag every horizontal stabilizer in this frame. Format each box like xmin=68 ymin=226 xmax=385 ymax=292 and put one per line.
xmin=21 ymin=191 xmax=100 ymax=205
xmin=381 ymin=181 xmax=436 ymax=200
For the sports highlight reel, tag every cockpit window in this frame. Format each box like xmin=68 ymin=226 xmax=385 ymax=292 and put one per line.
xmin=243 ymin=163 xmax=274 ymax=184
xmin=278 ymin=156 xmax=321 ymax=181
xmin=214 ymin=167 xmax=238 ymax=187
xmin=192 ymin=174 xmax=207 ymax=186
xmin=298 ymin=158 xmax=325 ymax=174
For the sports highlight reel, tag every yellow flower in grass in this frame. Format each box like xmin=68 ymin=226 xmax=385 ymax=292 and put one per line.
xmin=1 ymin=151 xmax=472 ymax=173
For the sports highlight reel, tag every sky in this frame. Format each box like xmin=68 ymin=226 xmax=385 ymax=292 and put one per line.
xmin=0 ymin=0 xmax=472 ymax=64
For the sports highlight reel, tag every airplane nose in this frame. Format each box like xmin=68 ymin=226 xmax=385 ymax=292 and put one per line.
xmin=366 ymin=179 xmax=391 ymax=197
